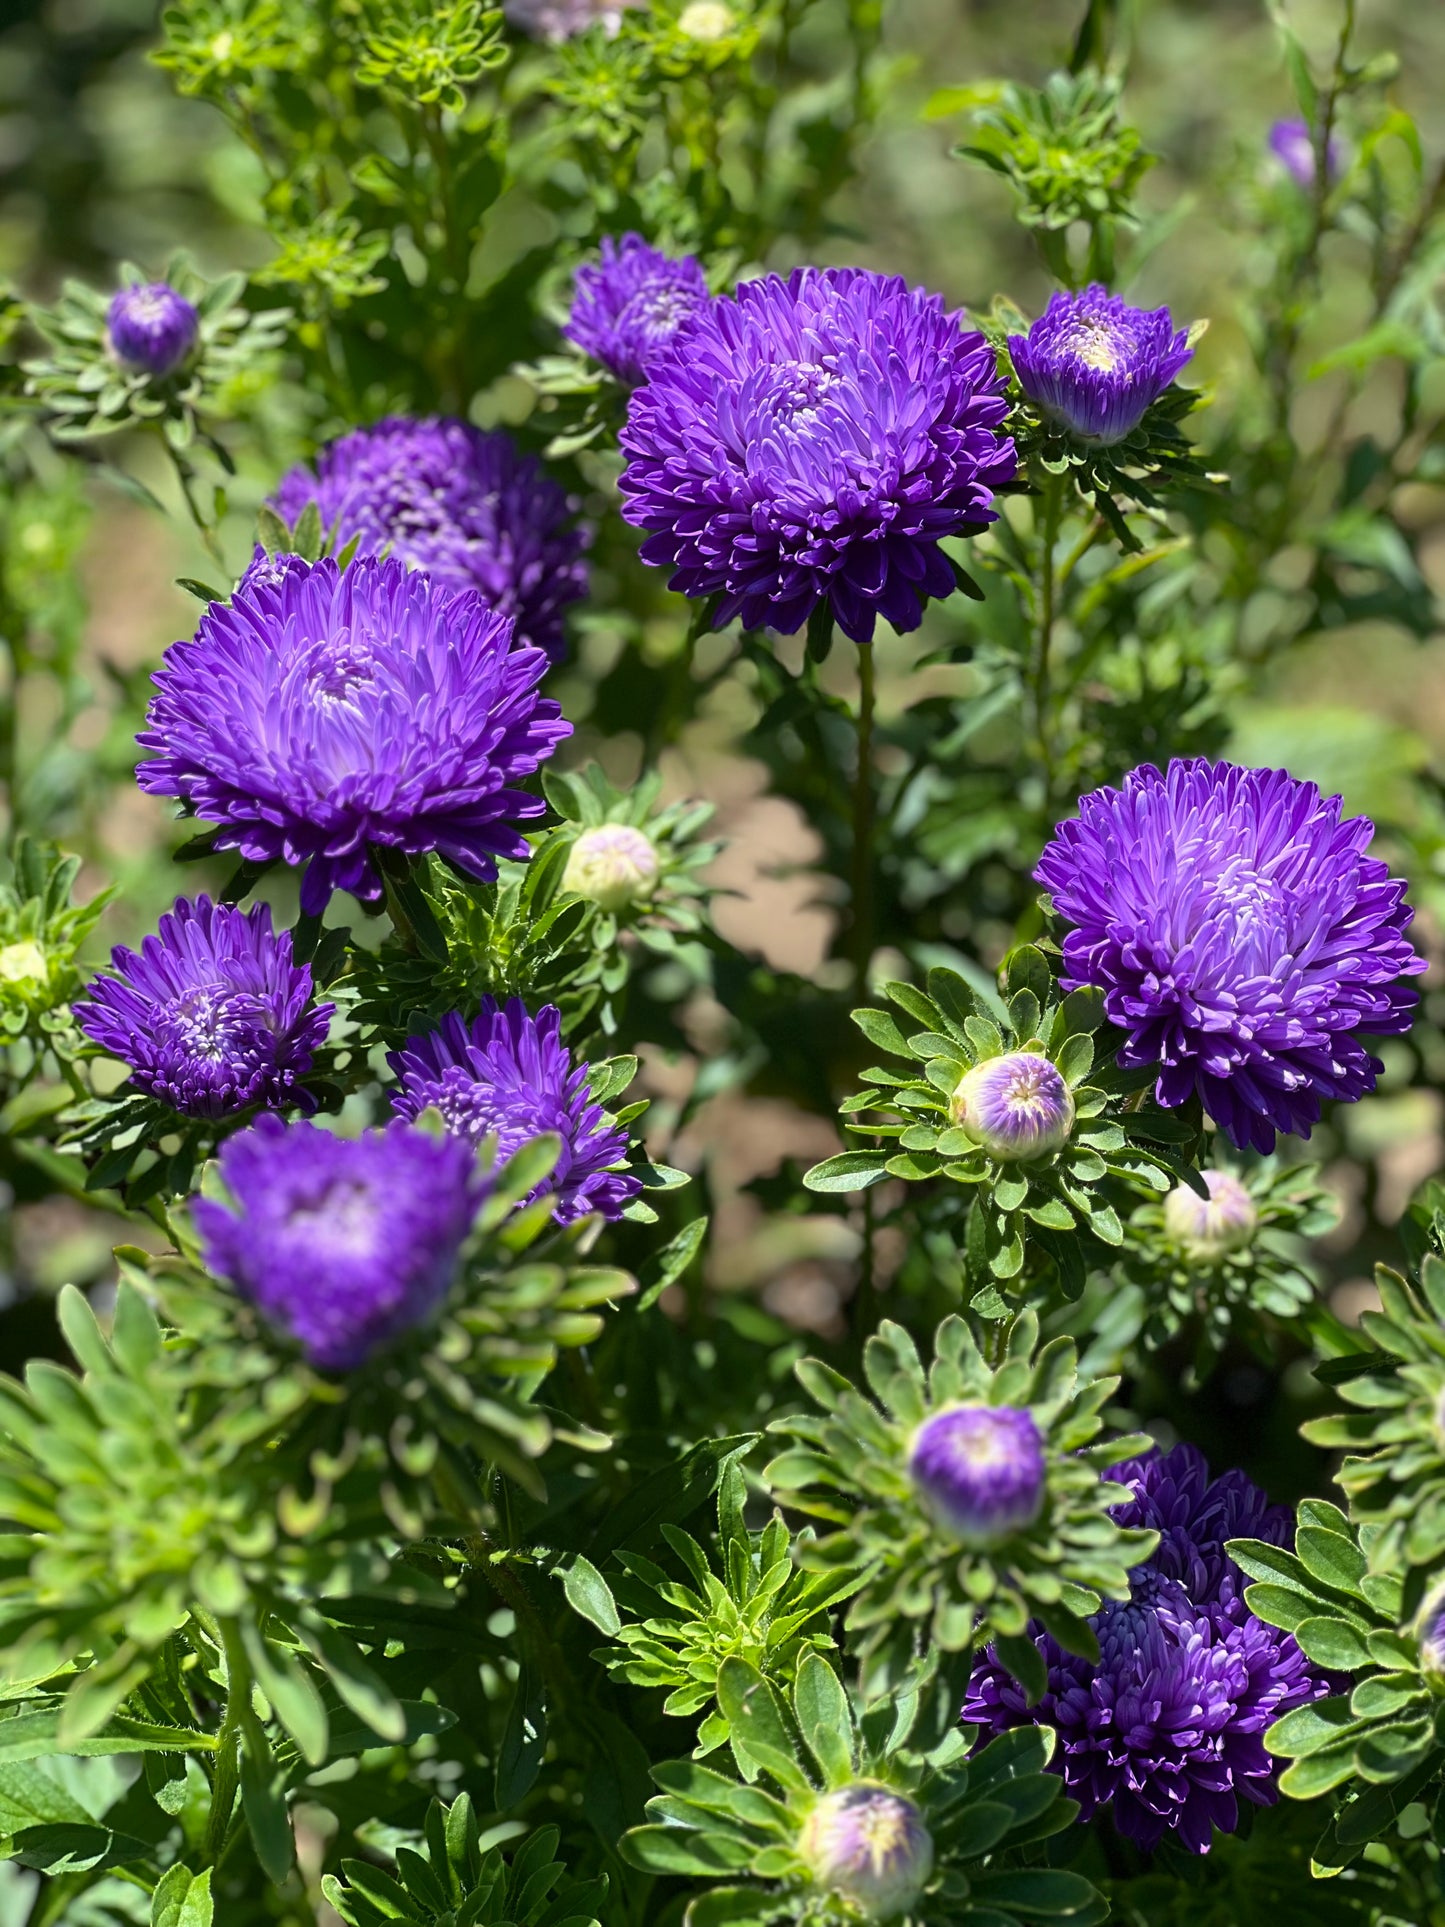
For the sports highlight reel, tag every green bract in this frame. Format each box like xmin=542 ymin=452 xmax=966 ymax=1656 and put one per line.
xmin=621 ymin=1653 xmax=1103 ymax=1927
xmin=1298 ymin=1257 xmax=1445 ymax=1575
xmin=0 ymin=838 xmax=111 ymax=1045
xmin=805 ymin=948 xmax=1199 ymax=1299
xmin=579 ymin=1460 xmax=860 ymax=1756
xmin=763 ymin=1313 xmax=1156 ymax=1700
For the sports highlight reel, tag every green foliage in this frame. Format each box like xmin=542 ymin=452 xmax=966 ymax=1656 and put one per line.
xmin=622 ymin=1655 xmax=1102 ymax=1927
xmin=764 ymin=1313 xmax=1156 ymax=1708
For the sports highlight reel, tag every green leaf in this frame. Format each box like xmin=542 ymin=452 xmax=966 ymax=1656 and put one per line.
xmin=240 ymin=1718 xmax=294 ymax=1887
xmin=992 ymin=1632 xmax=1049 ymax=1706
xmin=793 ymin=1653 xmax=853 ymax=1786
xmin=1295 ymin=1527 xmax=1367 ymax=1596
xmin=151 ymin=1866 xmax=213 ymax=1927
xmin=495 ymin=1661 xmax=546 ymax=1811
xmin=684 ymin=1887 xmax=772 ymax=1927
xmin=0 ymin=1763 xmax=94 ymax=1833
xmin=621 ymin=1825 xmax=753 ymax=1876
xmin=1265 ymin=1695 xmax=1359 ymax=1759
xmin=803 ymin=1151 xmax=892 ymax=1193
xmin=717 ymin=1658 xmax=807 ymax=1790
xmin=1277 ymin=1738 xmax=1362 ymax=1799
xmin=561 ymin=1556 xmax=621 ymax=1637
xmin=1292 ymin=1616 xmax=1370 ymax=1672
xmin=0 ymin=1712 xmax=216 ymax=1763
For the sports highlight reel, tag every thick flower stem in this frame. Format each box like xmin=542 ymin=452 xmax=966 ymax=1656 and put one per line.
xmin=851 ymin=637 xmax=876 ymax=1002
xmin=204 ymin=1622 xmax=250 ymax=1867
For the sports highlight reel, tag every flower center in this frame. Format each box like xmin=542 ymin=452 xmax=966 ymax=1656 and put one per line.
xmin=1067 ymin=317 xmax=1127 ymax=371
xmin=285 ymin=1178 xmax=382 ymax=1257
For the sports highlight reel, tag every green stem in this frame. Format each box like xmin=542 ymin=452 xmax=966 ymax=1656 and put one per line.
xmin=203 ymin=1623 xmax=249 ymax=1867
xmin=1032 ymin=474 xmax=1065 ymax=807
xmin=850 ymin=638 xmax=876 ymax=1001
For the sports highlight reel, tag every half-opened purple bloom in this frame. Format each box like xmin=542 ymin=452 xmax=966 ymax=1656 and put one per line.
xmin=798 ymin=1786 xmax=933 ymax=1918
xmin=964 ymin=1444 xmax=1328 ymax=1855
xmin=1269 ymin=118 xmax=1341 ymax=188
xmin=137 ymin=555 xmax=569 ymax=916
xmin=565 ymin=234 xmax=709 ymax=386
xmin=389 ymin=997 xmax=639 ymax=1224
xmin=1009 ymin=284 xmax=1192 ymax=445
xmin=74 ymin=896 xmax=331 ymax=1120
xmin=950 ymin=1051 xmax=1075 ymax=1161
xmin=106 ymin=282 xmax=199 ymax=378
xmin=619 ymin=266 xmax=1016 ymax=644
xmin=195 ymin=1115 xmax=483 ymax=1371
xmin=1033 ymin=758 xmax=1425 ymax=1152
xmin=269 ymin=417 xmax=588 ymax=660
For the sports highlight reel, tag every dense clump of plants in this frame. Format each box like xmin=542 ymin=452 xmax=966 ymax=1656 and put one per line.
xmin=1 ymin=0 xmax=1445 ymax=1921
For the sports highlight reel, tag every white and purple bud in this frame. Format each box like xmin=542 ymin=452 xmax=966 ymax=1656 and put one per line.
xmin=105 ymin=282 xmax=200 ymax=379
xmin=797 ymin=1784 xmax=933 ymax=1920
xmin=950 ymin=1049 xmax=1074 ymax=1162
xmin=908 ymin=1404 xmax=1047 ymax=1544
xmin=1268 ymin=118 xmax=1342 ymax=189
xmin=1162 ymin=1169 xmax=1257 ymax=1259
xmin=562 ymin=823 xmax=660 ymax=912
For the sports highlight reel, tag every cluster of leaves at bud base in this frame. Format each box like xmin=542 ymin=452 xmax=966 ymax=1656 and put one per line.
xmin=1229 ymin=1502 xmax=1445 ymax=1867
xmin=1112 ymin=1158 xmax=1337 ymax=1372
xmin=23 ymin=253 xmax=287 ymax=446
xmin=806 ymin=948 xmax=1200 ymax=1302
xmin=1298 ymin=1257 xmax=1445 ymax=1576
xmin=325 ymin=1796 xmax=606 ymax=1927
xmin=622 ymin=1651 xmax=1103 ymax=1927
xmin=575 ymin=1457 xmax=860 ymax=1756
xmin=763 ymin=1313 xmax=1156 ymax=1702
xmin=0 ymin=838 xmax=111 ymax=1051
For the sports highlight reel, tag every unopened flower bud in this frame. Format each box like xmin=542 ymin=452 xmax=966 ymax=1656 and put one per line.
xmin=950 ymin=1050 xmax=1074 ymax=1161
xmin=562 ymin=824 xmax=660 ymax=912
xmin=106 ymin=282 xmax=200 ymax=378
xmin=1163 ymin=1169 xmax=1257 ymax=1258
xmin=1268 ymin=117 xmax=1342 ymax=188
xmin=0 ymin=941 xmax=49 ymax=992
xmin=798 ymin=1784 xmax=933 ymax=1920
xmin=678 ymin=0 xmax=734 ymax=38
xmin=909 ymin=1404 xmax=1046 ymax=1544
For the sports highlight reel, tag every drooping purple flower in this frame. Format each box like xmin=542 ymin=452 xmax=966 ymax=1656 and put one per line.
xmin=619 ymin=267 xmax=1016 ymax=644
xmin=1269 ymin=118 xmax=1341 ymax=189
xmin=564 ymin=234 xmax=710 ymax=386
xmin=137 ymin=555 xmax=570 ymax=916
xmin=1033 ymin=759 xmax=1425 ymax=1153
xmin=269 ymin=418 xmax=588 ymax=661
xmin=950 ymin=1051 xmax=1075 ymax=1161
xmin=909 ymin=1405 xmax=1046 ymax=1543
xmin=1008 ymin=284 xmax=1193 ymax=446
xmin=964 ymin=1444 xmax=1329 ymax=1855
xmin=194 ymin=1115 xmax=483 ymax=1371
xmin=1163 ymin=1169 xmax=1257 ymax=1258
xmin=73 ymin=896 xmax=332 ymax=1121
xmin=388 ymin=998 xmax=639 ymax=1224
xmin=797 ymin=1785 xmax=934 ymax=1919
xmin=106 ymin=282 xmax=199 ymax=378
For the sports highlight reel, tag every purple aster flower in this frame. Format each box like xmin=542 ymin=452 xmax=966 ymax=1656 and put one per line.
xmin=797 ymin=1786 xmax=934 ymax=1919
xmin=909 ymin=1405 xmax=1046 ymax=1544
xmin=74 ymin=896 xmax=332 ymax=1122
xmin=137 ymin=554 xmax=570 ymax=916
xmin=619 ymin=266 xmax=1016 ymax=645
xmin=1417 ymin=1591 xmax=1445 ymax=1683
xmin=1008 ymin=284 xmax=1192 ymax=446
xmin=235 ymin=545 xmax=313 ymax=597
xmin=1033 ymin=759 xmax=1426 ymax=1153
xmin=564 ymin=234 xmax=710 ymax=386
xmin=1269 ymin=117 xmax=1341 ymax=188
xmin=194 ymin=1115 xmax=483 ymax=1371
xmin=950 ymin=1051 xmax=1075 ymax=1161
xmin=504 ymin=0 xmax=634 ymax=39
xmin=1163 ymin=1169 xmax=1257 ymax=1258
xmin=269 ymin=417 xmax=588 ymax=661
xmin=388 ymin=997 xmax=639 ymax=1225
xmin=106 ymin=282 xmax=199 ymax=378
xmin=963 ymin=1443 xmax=1329 ymax=1856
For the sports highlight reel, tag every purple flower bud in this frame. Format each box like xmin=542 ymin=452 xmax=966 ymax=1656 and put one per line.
xmin=1162 ymin=1169 xmax=1257 ymax=1258
xmin=194 ymin=1115 xmax=484 ymax=1371
xmin=949 ymin=1050 xmax=1074 ymax=1161
xmin=797 ymin=1785 xmax=933 ymax=1920
xmin=1269 ymin=118 xmax=1341 ymax=189
xmin=1417 ymin=1593 xmax=1445 ymax=1686
xmin=562 ymin=823 xmax=660 ymax=910
xmin=909 ymin=1405 xmax=1047 ymax=1543
xmin=564 ymin=234 xmax=710 ymax=387
xmin=106 ymin=282 xmax=200 ymax=378
xmin=1009 ymin=284 xmax=1192 ymax=445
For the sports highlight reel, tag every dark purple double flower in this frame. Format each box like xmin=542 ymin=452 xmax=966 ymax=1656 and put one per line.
xmin=964 ymin=1443 xmax=1330 ymax=1855
xmin=620 ymin=265 xmax=1016 ymax=643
